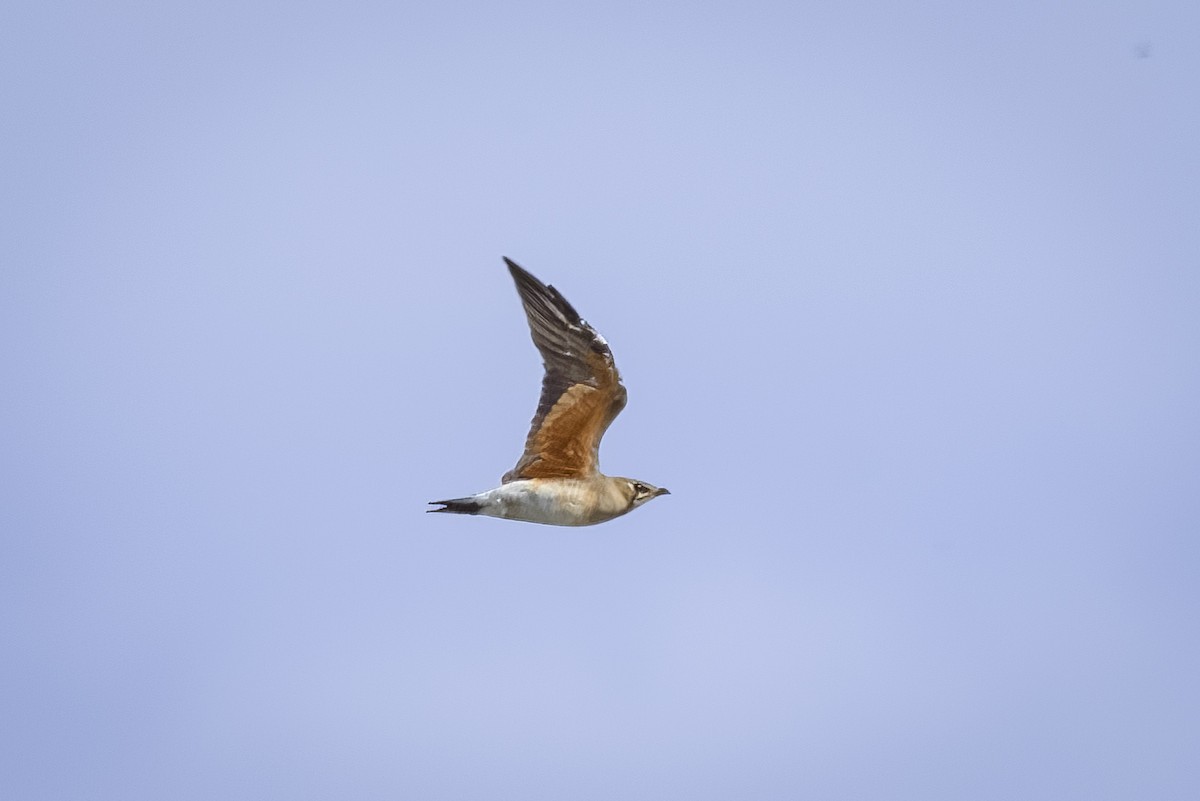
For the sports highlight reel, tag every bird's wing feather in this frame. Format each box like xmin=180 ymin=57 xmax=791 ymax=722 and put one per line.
xmin=501 ymin=258 xmax=627 ymax=483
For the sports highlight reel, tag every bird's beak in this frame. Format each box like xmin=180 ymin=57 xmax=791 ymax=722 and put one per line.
xmin=655 ymin=487 xmax=671 ymax=497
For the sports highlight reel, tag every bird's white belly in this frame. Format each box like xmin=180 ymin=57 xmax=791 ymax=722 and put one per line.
xmin=477 ymin=480 xmax=603 ymax=526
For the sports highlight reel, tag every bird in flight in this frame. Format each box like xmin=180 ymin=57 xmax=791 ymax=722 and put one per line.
xmin=428 ymin=258 xmax=669 ymax=526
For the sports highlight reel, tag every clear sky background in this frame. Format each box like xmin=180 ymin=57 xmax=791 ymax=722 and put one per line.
xmin=3 ymin=1 xmax=1198 ymax=799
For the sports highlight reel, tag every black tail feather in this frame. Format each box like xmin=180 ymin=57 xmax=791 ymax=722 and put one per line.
xmin=427 ymin=497 xmax=483 ymax=515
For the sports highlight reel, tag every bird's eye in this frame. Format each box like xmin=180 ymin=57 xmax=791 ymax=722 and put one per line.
xmin=633 ymin=483 xmax=645 ymax=495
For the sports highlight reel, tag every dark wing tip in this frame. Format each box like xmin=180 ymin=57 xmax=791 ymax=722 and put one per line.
xmin=502 ymin=256 xmax=583 ymax=325
xmin=503 ymin=257 xmax=541 ymax=292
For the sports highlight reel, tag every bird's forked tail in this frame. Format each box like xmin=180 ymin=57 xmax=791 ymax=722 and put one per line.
xmin=427 ymin=497 xmax=483 ymax=515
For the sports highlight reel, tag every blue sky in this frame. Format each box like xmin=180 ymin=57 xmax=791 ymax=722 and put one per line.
xmin=3 ymin=1 xmax=1198 ymax=798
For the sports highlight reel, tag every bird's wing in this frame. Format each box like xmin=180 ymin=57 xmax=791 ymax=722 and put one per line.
xmin=501 ymin=257 xmax=627 ymax=483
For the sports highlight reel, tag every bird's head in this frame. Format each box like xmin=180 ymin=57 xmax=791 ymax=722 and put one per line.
xmin=621 ymin=479 xmax=671 ymax=511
